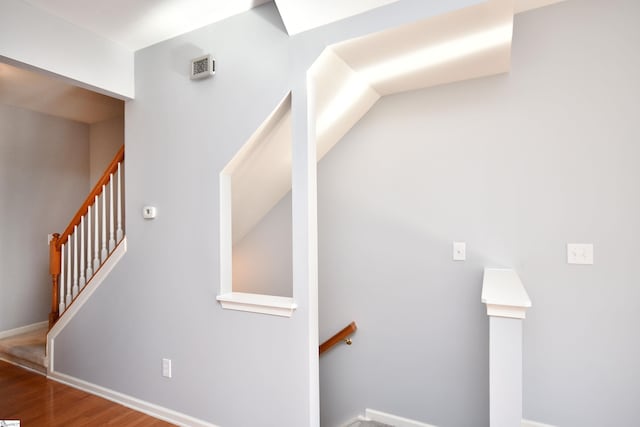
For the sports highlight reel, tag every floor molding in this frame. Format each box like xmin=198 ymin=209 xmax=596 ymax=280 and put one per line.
xmin=48 ymin=370 xmax=218 ymax=427
xmin=522 ymin=420 xmax=557 ymax=427
xmin=0 ymin=321 xmax=48 ymax=339
xmin=365 ymin=409 xmax=438 ymax=427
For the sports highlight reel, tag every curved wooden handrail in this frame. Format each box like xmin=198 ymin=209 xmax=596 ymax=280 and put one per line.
xmin=319 ymin=321 xmax=357 ymax=355
xmin=57 ymin=145 xmax=124 ymax=248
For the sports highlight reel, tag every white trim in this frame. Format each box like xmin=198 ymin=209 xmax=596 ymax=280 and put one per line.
xmin=365 ymin=409 xmax=438 ymax=427
xmin=47 ymin=370 xmax=218 ymax=427
xmin=485 ymin=303 xmax=528 ymax=319
xmin=0 ymin=320 xmax=48 ymax=339
xmin=339 ymin=415 xmax=368 ymax=427
xmin=47 ymin=237 xmax=127 ymax=373
xmin=216 ymin=292 xmax=297 ymax=317
xmin=522 ymin=419 xmax=557 ymax=427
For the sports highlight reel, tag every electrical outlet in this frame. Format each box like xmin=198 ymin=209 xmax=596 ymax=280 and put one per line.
xmin=567 ymin=243 xmax=593 ymax=265
xmin=162 ymin=358 xmax=172 ymax=378
xmin=453 ymin=241 xmax=466 ymax=261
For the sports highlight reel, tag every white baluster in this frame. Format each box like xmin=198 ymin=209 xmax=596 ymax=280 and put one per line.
xmin=72 ymin=226 xmax=78 ymax=298
xmin=108 ymin=174 xmax=116 ymax=253
xmin=59 ymin=243 xmax=66 ymax=314
xmin=101 ymin=186 xmax=108 ymax=263
xmin=65 ymin=242 xmax=72 ymax=307
xmin=87 ymin=205 xmax=93 ymax=279
xmin=79 ymin=216 xmax=86 ymax=289
xmin=93 ymin=195 xmax=100 ymax=271
xmin=116 ymin=162 xmax=123 ymax=243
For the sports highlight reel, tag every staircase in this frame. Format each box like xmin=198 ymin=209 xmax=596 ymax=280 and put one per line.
xmin=0 ymin=146 xmax=125 ymax=375
xmin=48 ymin=145 xmax=125 ymax=329
xmin=0 ymin=324 xmax=47 ymax=374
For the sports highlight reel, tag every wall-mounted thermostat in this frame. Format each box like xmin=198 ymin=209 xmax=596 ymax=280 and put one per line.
xmin=143 ymin=206 xmax=157 ymax=219
xmin=191 ymin=54 xmax=215 ymax=80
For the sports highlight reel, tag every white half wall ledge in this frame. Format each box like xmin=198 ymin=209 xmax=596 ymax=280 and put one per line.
xmin=481 ymin=268 xmax=532 ymax=319
xmin=216 ymin=292 xmax=297 ymax=317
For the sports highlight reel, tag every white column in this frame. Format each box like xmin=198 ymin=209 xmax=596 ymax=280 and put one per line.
xmin=101 ymin=186 xmax=108 ymax=263
xmin=72 ymin=226 xmax=78 ymax=298
xmin=481 ymin=268 xmax=532 ymax=427
xmin=79 ymin=216 xmax=86 ymax=289
xmin=116 ymin=162 xmax=123 ymax=243
xmin=87 ymin=205 xmax=93 ymax=279
xmin=65 ymin=242 xmax=72 ymax=307
xmin=93 ymin=195 xmax=100 ymax=271
xmin=59 ymin=243 xmax=66 ymax=314
xmin=108 ymin=173 xmax=116 ymax=252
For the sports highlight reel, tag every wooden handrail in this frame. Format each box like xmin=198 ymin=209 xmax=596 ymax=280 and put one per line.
xmin=319 ymin=321 xmax=357 ymax=355
xmin=57 ymin=145 xmax=124 ymax=248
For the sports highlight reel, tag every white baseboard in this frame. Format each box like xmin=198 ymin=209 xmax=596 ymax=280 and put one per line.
xmin=48 ymin=370 xmax=218 ymax=427
xmin=0 ymin=320 xmax=48 ymax=339
xmin=522 ymin=420 xmax=557 ymax=427
xmin=365 ymin=409 xmax=438 ymax=427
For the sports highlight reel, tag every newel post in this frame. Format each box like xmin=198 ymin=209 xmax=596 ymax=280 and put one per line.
xmin=49 ymin=233 xmax=61 ymax=329
xmin=481 ymin=268 xmax=532 ymax=427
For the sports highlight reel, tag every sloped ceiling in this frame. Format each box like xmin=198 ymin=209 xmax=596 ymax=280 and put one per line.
xmin=0 ymin=62 xmax=123 ymax=123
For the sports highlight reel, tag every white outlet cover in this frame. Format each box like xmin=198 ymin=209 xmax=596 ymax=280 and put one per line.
xmin=567 ymin=243 xmax=594 ymax=265
xmin=162 ymin=358 xmax=172 ymax=378
xmin=453 ymin=241 xmax=466 ymax=261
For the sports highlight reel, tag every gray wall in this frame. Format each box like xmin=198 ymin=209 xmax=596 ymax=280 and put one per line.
xmin=233 ymin=192 xmax=293 ymax=297
xmin=0 ymin=104 xmax=89 ymax=331
xmin=50 ymin=1 xmax=483 ymax=426
xmin=318 ymin=0 xmax=640 ymax=426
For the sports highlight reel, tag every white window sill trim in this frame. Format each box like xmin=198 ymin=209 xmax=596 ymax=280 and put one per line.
xmin=217 ymin=292 xmax=297 ymax=317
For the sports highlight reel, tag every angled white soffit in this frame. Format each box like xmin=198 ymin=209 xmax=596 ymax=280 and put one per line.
xmin=224 ymin=0 xmax=564 ymax=242
xmin=274 ymin=0 xmax=401 ymax=36
xmin=224 ymin=94 xmax=292 ymax=244
xmin=312 ymin=0 xmax=514 ymax=163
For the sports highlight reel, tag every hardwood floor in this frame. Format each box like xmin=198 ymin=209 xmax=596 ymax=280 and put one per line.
xmin=0 ymin=361 xmax=174 ymax=426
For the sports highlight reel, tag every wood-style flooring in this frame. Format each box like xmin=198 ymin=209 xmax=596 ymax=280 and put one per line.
xmin=0 ymin=361 xmax=174 ymax=426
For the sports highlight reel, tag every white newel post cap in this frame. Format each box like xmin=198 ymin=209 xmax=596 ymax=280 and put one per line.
xmin=481 ymin=268 xmax=532 ymax=319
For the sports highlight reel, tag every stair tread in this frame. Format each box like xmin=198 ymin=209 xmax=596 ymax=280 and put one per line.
xmin=0 ymin=325 xmax=47 ymax=372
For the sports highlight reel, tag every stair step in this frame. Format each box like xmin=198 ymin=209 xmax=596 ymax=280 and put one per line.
xmin=0 ymin=325 xmax=47 ymax=375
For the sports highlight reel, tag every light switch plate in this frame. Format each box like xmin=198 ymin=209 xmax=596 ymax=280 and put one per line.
xmin=453 ymin=241 xmax=466 ymax=261
xmin=567 ymin=243 xmax=593 ymax=265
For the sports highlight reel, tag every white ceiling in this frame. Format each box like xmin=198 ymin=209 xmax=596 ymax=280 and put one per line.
xmin=22 ymin=0 xmax=271 ymax=51
xmin=20 ymin=0 xmax=403 ymax=50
